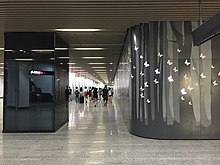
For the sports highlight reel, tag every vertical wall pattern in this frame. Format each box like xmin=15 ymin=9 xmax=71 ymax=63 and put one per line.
xmin=115 ymin=21 xmax=220 ymax=139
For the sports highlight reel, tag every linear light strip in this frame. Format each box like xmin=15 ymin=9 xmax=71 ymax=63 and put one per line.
xmin=82 ymin=57 xmax=105 ymax=59
xmin=56 ymin=29 xmax=102 ymax=32
xmin=74 ymin=48 xmax=104 ymax=50
xmin=88 ymin=63 xmax=106 ymax=64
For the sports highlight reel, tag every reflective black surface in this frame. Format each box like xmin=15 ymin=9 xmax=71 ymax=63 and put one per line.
xmin=3 ymin=32 xmax=69 ymax=132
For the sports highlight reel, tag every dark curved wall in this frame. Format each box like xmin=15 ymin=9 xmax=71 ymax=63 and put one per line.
xmin=115 ymin=21 xmax=220 ymax=139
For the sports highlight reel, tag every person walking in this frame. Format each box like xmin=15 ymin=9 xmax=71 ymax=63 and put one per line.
xmin=93 ymin=87 xmax=98 ymax=107
xmin=102 ymin=85 xmax=108 ymax=107
xmin=65 ymin=85 xmax=70 ymax=107
xmin=108 ymin=88 xmax=113 ymax=103
xmin=74 ymin=87 xmax=80 ymax=103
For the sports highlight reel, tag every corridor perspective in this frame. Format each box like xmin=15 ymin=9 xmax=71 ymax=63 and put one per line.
xmin=0 ymin=98 xmax=219 ymax=165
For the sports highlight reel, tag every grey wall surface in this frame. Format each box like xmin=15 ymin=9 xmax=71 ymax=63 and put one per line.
xmin=115 ymin=21 xmax=220 ymax=139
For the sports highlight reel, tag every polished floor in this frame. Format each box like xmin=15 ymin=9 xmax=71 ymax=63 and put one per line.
xmin=0 ymin=99 xmax=220 ymax=165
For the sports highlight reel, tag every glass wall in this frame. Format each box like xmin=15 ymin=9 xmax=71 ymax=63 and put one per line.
xmin=3 ymin=32 xmax=69 ymax=132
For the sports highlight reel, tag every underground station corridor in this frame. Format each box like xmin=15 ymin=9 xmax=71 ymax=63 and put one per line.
xmin=0 ymin=1 xmax=220 ymax=165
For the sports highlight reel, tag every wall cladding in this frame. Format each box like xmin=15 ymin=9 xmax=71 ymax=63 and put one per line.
xmin=115 ymin=21 xmax=220 ymax=139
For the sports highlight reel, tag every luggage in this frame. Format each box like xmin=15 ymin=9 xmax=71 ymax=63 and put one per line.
xmin=79 ymin=96 xmax=84 ymax=103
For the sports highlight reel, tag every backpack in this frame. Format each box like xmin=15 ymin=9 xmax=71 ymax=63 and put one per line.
xmin=84 ymin=91 xmax=88 ymax=97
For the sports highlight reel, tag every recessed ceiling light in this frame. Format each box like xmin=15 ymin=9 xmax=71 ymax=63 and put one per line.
xmin=55 ymin=48 xmax=69 ymax=50
xmin=82 ymin=57 xmax=105 ymax=59
xmin=110 ymin=69 xmax=112 ymax=71
xmin=92 ymin=67 xmax=106 ymax=69
xmin=31 ymin=49 xmax=54 ymax=52
xmin=110 ymin=63 xmax=113 ymax=65
xmin=50 ymin=58 xmax=54 ymax=60
xmin=15 ymin=58 xmax=34 ymax=61
xmin=96 ymin=72 xmax=106 ymax=74
xmin=74 ymin=48 xmax=104 ymax=50
xmin=69 ymin=67 xmax=81 ymax=68
xmin=57 ymin=57 xmax=69 ymax=59
xmin=88 ymin=63 xmax=106 ymax=65
xmin=55 ymin=29 xmax=102 ymax=32
xmin=0 ymin=48 xmax=4 ymax=50
xmin=72 ymin=70 xmax=85 ymax=72
xmin=67 ymin=63 xmax=76 ymax=64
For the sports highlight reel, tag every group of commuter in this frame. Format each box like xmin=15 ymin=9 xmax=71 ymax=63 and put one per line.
xmin=67 ymin=85 xmax=113 ymax=107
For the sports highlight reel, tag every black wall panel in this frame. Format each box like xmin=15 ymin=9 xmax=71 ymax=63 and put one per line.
xmin=3 ymin=32 xmax=69 ymax=132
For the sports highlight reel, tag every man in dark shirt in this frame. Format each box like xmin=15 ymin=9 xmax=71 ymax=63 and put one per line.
xmin=102 ymin=85 xmax=108 ymax=106
xmin=65 ymin=85 xmax=69 ymax=107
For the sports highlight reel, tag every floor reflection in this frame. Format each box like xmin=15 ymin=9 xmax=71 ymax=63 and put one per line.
xmin=0 ymin=98 xmax=220 ymax=164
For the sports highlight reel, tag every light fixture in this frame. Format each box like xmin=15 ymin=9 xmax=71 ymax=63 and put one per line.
xmin=144 ymin=61 xmax=150 ymax=68
xmin=56 ymin=29 xmax=102 ymax=32
xmin=168 ymin=76 xmax=174 ymax=82
xmin=67 ymin=63 xmax=76 ymax=65
xmin=31 ymin=49 xmax=54 ymax=52
xmin=0 ymin=63 xmax=4 ymax=65
xmin=96 ymin=72 xmax=106 ymax=74
xmin=55 ymin=48 xmax=69 ymax=50
xmin=91 ymin=67 xmax=106 ymax=69
xmin=69 ymin=67 xmax=81 ymax=68
xmin=158 ymin=52 xmax=163 ymax=57
xmin=189 ymin=101 xmax=193 ymax=106
xmin=89 ymin=150 xmax=105 ymax=154
xmin=140 ymin=86 xmax=144 ymax=91
xmin=50 ymin=58 xmax=54 ymax=60
xmin=74 ymin=48 xmax=104 ymax=50
xmin=0 ymin=48 xmax=4 ymax=50
xmin=88 ymin=63 xmax=106 ymax=65
xmin=181 ymin=88 xmax=187 ymax=95
xmin=82 ymin=57 xmax=105 ymax=59
xmin=57 ymin=57 xmax=69 ymax=59
xmin=144 ymin=82 xmax=149 ymax=87
xmin=200 ymin=72 xmax=206 ymax=79
xmin=167 ymin=60 xmax=173 ymax=66
xmin=181 ymin=96 xmax=185 ymax=101
xmin=110 ymin=63 xmax=113 ymax=65
xmin=154 ymin=79 xmax=159 ymax=84
xmin=213 ymin=80 xmax=218 ymax=86
xmin=140 ymin=71 xmax=144 ymax=76
xmin=173 ymin=67 xmax=178 ymax=72
xmin=15 ymin=58 xmax=34 ymax=61
xmin=184 ymin=60 xmax=190 ymax=66
xmin=155 ymin=68 xmax=160 ymax=74
xmin=72 ymin=70 xmax=85 ymax=72
xmin=134 ymin=46 xmax=139 ymax=51
xmin=200 ymin=53 xmax=206 ymax=59
xmin=94 ymin=70 xmax=106 ymax=71
xmin=192 ymin=66 xmax=196 ymax=70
